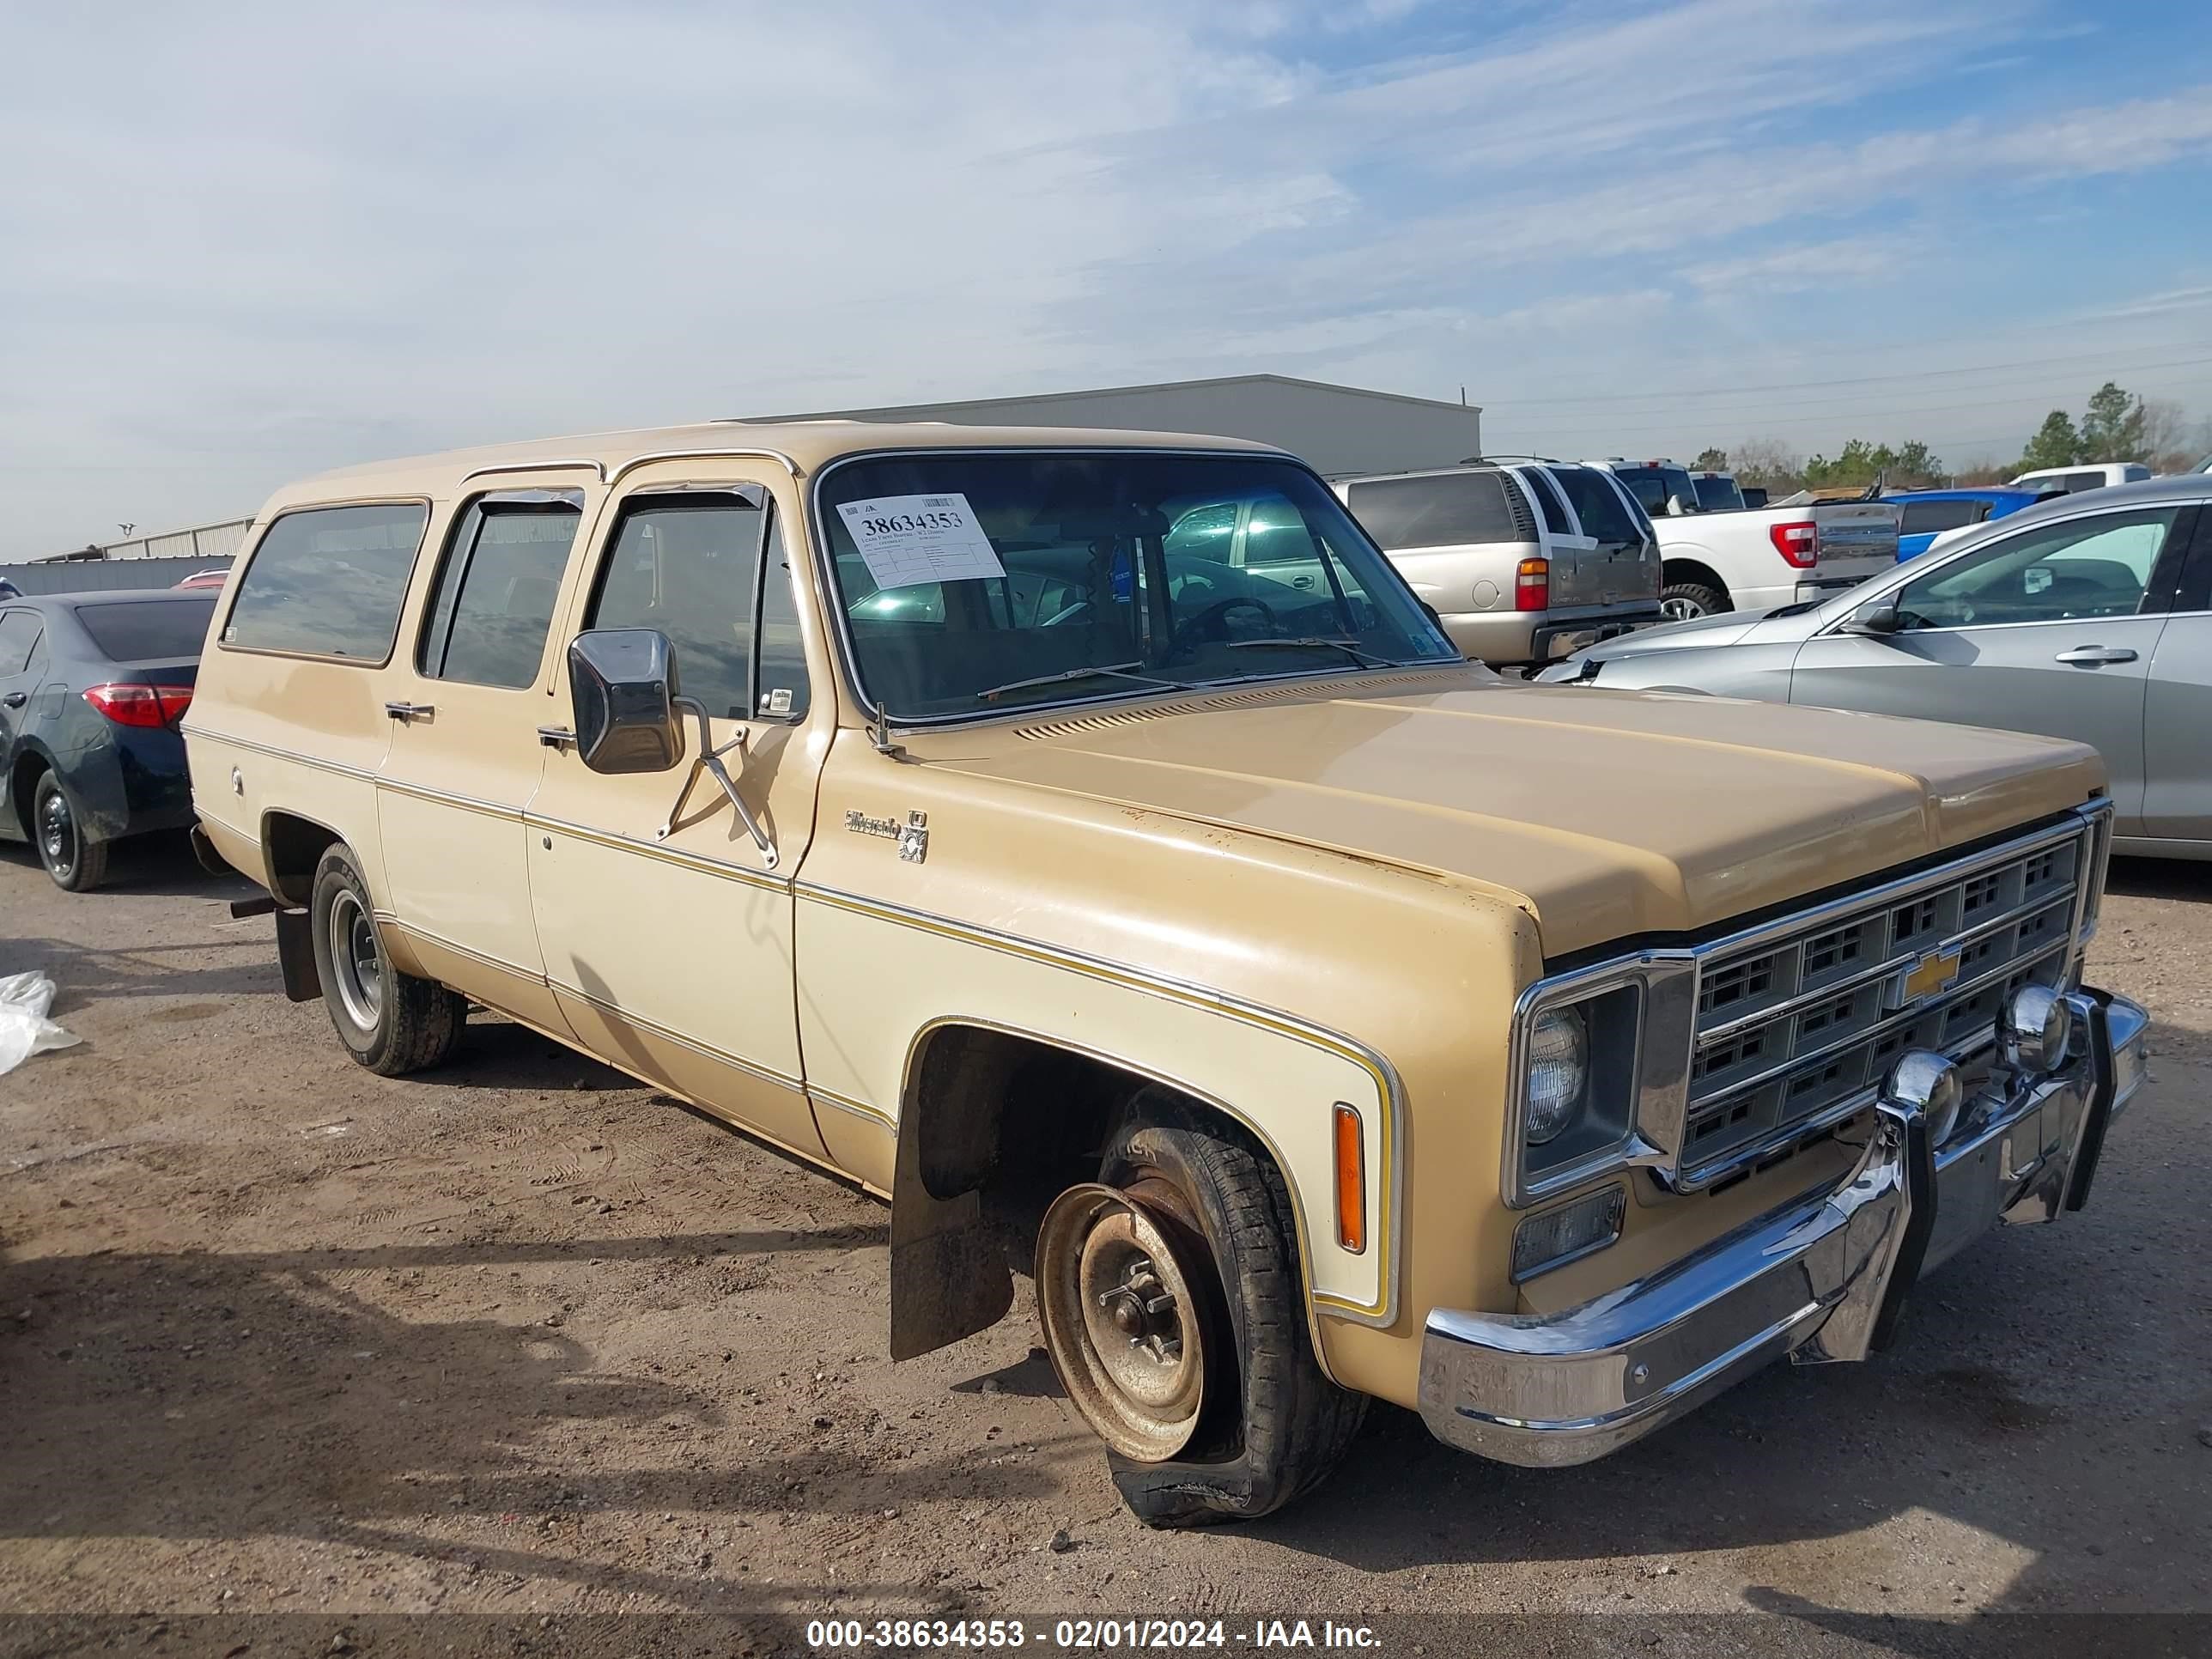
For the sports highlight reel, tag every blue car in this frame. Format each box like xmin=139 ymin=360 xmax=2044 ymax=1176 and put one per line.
xmin=1885 ymin=487 xmax=2055 ymax=561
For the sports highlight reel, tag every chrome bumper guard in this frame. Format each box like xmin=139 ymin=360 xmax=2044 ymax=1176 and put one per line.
xmin=1419 ymin=988 xmax=2148 ymax=1468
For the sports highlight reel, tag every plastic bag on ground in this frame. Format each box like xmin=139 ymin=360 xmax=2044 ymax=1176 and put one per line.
xmin=0 ymin=971 xmax=80 ymax=1075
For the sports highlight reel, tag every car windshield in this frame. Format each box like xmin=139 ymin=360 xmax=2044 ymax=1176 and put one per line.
xmin=74 ymin=597 xmax=216 ymax=660
xmin=818 ymin=452 xmax=1459 ymax=720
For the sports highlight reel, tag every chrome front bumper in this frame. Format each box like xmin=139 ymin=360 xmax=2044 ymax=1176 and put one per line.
xmin=1419 ymin=988 xmax=2148 ymax=1468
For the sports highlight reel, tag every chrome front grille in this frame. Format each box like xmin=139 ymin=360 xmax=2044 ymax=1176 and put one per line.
xmin=1675 ymin=827 xmax=2089 ymax=1189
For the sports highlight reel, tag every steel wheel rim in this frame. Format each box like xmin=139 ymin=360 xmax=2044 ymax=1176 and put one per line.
xmin=1660 ymin=595 xmax=1707 ymax=621
xmin=1036 ymin=1182 xmax=1210 ymax=1462
xmin=327 ymin=889 xmax=383 ymax=1030
xmin=38 ymin=788 xmax=73 ymax=876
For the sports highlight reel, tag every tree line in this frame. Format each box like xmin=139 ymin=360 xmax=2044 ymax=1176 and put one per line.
xmin=1688 ymin=381 xmax=2208 ymax=492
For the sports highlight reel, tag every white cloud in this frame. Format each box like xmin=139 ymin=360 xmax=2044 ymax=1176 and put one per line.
xmin=0 ymin=0 xmax=2209 ymax=555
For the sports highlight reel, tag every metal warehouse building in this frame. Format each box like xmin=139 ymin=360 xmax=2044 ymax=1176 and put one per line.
xmin=751 ymin=374 xmax=1482 ymax=478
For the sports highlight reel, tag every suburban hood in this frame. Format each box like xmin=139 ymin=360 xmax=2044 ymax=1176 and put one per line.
xmin=924 ymin=675 xmax=2104 ymax=958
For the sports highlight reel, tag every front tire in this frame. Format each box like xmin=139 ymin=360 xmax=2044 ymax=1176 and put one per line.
xmin=1036 ymin=1088 xmax=1367 ymax=1527
xmin=33 ymin=772 xmax=107 ymax=892
xmin=309 ymin=844 xmax=465 ymax=1076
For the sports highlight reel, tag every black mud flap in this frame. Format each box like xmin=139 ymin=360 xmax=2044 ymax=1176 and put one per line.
xmin=886 ymin=1110 xmax=1012 ymax=1361
xmin=273 ymin=907 xmax=320 ymax=1003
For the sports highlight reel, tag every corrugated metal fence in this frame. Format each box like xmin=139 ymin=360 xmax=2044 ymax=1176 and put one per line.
xmin=0 ymin=556 xmax=231 ymax=596
xmin=97 ymin=519 xmax=252 ymax=562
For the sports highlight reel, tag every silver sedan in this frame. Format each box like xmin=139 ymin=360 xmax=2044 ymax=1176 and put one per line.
xmin=1536 ymin=474 xmax=2212 ymax=858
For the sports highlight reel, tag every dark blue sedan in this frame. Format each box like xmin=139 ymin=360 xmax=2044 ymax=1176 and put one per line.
xmin=1886 ymin=487 xmax=2057 ymax=561
xmin=0 ymin=590 xmax=215 ymax=890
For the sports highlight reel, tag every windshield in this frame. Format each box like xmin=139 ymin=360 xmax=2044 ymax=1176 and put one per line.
xmin=819 ymin=452 xmax=1458 ymax=720
xmin=1691 ymin=475 xmax=1744 ymax=512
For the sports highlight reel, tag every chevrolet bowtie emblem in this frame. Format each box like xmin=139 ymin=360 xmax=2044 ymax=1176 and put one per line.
xmin=1901 ymin=949 xmax=1963 ymax=1002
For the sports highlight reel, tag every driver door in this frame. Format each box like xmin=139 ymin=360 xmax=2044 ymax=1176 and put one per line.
xmin=526 ymin=464 xmax=830 ymax=1161
xmin=1787 ymin=504 xmax=2193 ymax=832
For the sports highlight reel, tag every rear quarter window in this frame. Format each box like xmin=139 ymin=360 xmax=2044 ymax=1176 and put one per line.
xmin=222 ymin=502 xmax=431 ymax=660
xmin=1545 ymin=467 xmax=1641 ymax=545
xmin=75 ymin=598 xmax=218 ymax=661
xmin=1345 ymin=472 xmax=1528 ymax=550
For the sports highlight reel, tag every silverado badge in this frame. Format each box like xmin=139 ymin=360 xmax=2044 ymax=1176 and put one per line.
xmin=846 ymin=808 xmax=930 ymax=864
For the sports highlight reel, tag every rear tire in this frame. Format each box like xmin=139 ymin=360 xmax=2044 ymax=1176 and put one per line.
xmin=309 ymin=844 xmax=465 ymax=1076
xmin=1037 ymin=1087 xmax=1367 ymax=1528
xmin=1660 ymin=580 xmax=1729 ymax=621
xmin=33 ymin=772 xmax=107 ymax=893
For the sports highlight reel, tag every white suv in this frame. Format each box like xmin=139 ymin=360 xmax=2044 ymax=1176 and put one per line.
xmin=1334 ymin=462 xmax=1661 ymax=668
xmin=2010 ymin=463 xmax=2153 ymax=495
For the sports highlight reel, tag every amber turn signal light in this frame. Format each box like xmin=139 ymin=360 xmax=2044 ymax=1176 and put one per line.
xmin=1333 ymin=1103 xmax=1366 ymax=1255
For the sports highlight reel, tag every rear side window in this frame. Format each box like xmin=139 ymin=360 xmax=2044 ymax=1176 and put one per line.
xmin=0 ymin=610 xmax=41 ymax=677
xmin=1545 ymin=467 xmax=1640 ymax=547
xmin=1517 ymin=467 xmax=1574 ymax=537
xmin=224 ymin=502 xmax=430 ymax=660
xmin=75 ymin=598 xmax=217 ymax=661
xmin=1899 ymin=500 xmax=1984 ymax=535
xmin=1345 ymin=472 xmax=1529 ymax=550
xmin=417 ymin=495 xmax=582 ymax=689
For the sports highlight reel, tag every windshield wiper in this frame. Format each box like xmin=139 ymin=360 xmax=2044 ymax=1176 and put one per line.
xmin=975 ymin=660 xmax=1194 ymax=702
xmin=1224 ymin=636 xmax=1395 ymax=671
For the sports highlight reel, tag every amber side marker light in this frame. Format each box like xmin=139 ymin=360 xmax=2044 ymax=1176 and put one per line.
xmin=1333 ymin=1103 xmax=1366 ymax=1255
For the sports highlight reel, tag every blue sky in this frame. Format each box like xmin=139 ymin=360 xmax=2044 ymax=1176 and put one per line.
xmin=3 ymin=0 xmax=2209 ymax=556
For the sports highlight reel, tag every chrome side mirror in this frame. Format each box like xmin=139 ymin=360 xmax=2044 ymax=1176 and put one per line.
xmin=568 ymin=629 xmax=683 ymax=773
xmin=1840 ymin=601 xmax=1902 ymax=639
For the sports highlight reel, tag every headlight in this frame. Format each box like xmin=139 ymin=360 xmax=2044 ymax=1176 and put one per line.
xmin=1525 ymin=1008 xmax=1588 ymax=1144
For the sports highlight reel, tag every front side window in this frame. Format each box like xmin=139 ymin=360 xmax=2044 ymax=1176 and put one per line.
xmin=417 ymin=495 xmax=581 ymax=689
xmin=820 ymin=451 xmax=1456 ymax=722
xmin=1893 ymin=507 xmax=2182 ymax=630
xmin=224 ymin=502 xmax=429 ymax=660
xmin=586 ymin=490 xmax=809 ymax=723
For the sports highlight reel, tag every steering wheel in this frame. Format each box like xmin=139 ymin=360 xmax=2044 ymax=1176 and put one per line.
xmin=1174 ymin=595 xmax=1278 ymax=648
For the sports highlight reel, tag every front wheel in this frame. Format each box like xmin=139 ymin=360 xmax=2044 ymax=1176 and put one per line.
xmin=33 ymin=772 xmax=108 ymax=892
xmin=1036 ymin=1090 xmax=1366 ymax=1527
xmin=1659 ymin=580 xmax=1729 ymax=622
xmin=309 ymin=844 xmax=466 ymax=1076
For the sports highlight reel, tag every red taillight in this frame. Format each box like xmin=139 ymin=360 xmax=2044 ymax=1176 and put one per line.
xmin=82 ymin=683 xmax=193 ymax=728
xmin=1514 ymin=556 xmax=1549 ymax=611
xmin=1768 ymin=520 xmax=1818 ymax=568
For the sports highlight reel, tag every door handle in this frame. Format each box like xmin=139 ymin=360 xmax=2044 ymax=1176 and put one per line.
xmin=1292 ymin=575 xmax=1314 ymax=589
xmin=384 ymin=701 xmax=434 ymax=721
xmin=1 ymin=691 xmax=24 ymax=708
xmin=2053 ymin=646 xmax=2136 ymax=665
xmin=537 ymin=725 xmax=575 ymax=749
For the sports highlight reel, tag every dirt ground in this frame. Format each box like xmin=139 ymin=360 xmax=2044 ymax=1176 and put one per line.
xmin=2 ymin=836 xmax=2209 ymax=1658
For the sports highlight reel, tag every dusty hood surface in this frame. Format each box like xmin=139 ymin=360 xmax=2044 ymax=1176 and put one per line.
xmin=918 ymin=672 xmax=2105 ymax=958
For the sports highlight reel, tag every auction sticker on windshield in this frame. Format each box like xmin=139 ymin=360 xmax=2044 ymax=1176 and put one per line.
xmin=837 ymin=493 xmax=1006 ymax=591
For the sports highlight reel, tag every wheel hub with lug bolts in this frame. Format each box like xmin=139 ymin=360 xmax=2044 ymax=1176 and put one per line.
xmin=1036 ymin=1182 xmax=1213 ymax=1462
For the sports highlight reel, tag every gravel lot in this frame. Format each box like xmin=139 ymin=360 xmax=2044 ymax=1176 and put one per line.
xmin=2 ymin=837 xmax=2208 ymax=1657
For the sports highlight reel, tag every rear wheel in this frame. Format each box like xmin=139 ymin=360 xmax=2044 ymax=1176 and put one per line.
xmin=1035 ymin=1089 xmax=1366 ymax=1527
xmin=1659 ymin=580 xmax=1729 ymax=622
xmin=309 ymin=844 xmax=465 ymax=1076
xmin=33 ymin=772 xmax=107 ymax=892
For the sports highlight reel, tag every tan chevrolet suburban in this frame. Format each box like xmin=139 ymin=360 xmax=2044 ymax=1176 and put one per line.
xmin=185 ymin=420 xmax=2148 ymax=1525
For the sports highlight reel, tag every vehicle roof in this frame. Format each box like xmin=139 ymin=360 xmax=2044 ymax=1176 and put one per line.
xmin=2011 ymin=462 xmax=2145 ymax=477
xmin=278 ymin=419 xmax=1291 ymax=505
xmin=1888 ymin=472 xmax=2212 ymax=547
xmin=1881 ymin=487 xmax=2046 ymax=503
xmin=2 ymin=588 xmax=216 ymax=612
xmin=1336 ymin=459 xmax=1595 ymax=483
